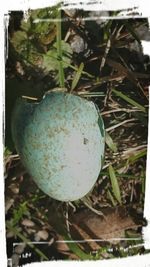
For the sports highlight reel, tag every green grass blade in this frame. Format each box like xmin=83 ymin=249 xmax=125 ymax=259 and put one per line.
xmin=107 ymin=189 xmax=117 ymax=206
xmin=56 ymin=8 xmax=65 ymax=88
xmin=71 ymin=62 xmax=84 ymax=91
xmin=105 ymin=132 xmax=117 ymax=152
xmin=128 ymin=148 xmax=147 ymax=163
xmin=12 ymin=201 xmax=28 ymax=226
xmin=65 ymin=236 xmax=92 ymax=260
xmin=109 ymin=165 xmax=122 ymax=204
xmin=112 ymin=88 xmax=146 ymax=113
xmin=78 ymin=92 xmax=105 ymax=97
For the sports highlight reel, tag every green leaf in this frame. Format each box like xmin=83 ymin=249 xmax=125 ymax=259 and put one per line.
xmin=109 ymin=165 xmax=122 ymax=204
xmin=43 ymin=40 xmax=73 ymax=71
xmin=107 ymin=189 xmax=117 ymax=206
xmin=112 ymin=88 xmax=146 ymax=113
xmin=105 ymin=131 xmax=117 ymax=152
xmin=71 ymin=62 xmax=84 ymax=91
xmin=21 ymin=18 xmax=32 ymax=32
xmin=11 ymin=30 xmax=42 ymax=64
xmin=4 ymin=147 xmax=12 ymax=157
xmin=12 ymin=202 xmax=28 ymax=226
xmin=32 ymin=18 xmax=55 ymax=36
xmin=11 ymin=31 xmax=27 ymax=51
xmin=31 ymin=6 xmax=59 ymax=21
xmin=21 ymin=8 xmax=57 ymax=44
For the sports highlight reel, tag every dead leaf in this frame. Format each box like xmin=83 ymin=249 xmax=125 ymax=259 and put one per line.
xmin=69 ymin=207 xmax=140 ymax=250
xmin=55 ymin=234 xmax=70 ymax=253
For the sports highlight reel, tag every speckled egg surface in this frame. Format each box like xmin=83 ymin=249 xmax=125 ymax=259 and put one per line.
xmin=11 ymin=91 xmax=105 ymax=201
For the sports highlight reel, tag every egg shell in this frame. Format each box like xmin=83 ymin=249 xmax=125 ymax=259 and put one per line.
xmin=11 ymin=91 xmax=105 ymax=201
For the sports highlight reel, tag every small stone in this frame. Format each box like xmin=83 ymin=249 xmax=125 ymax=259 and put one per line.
xmin=70 ymin=35 xmax=87 ymax=53
xmin=135 ymin=25 xmax=150 ymax=41
xmin=36 ymin=230 xmax=49 ymax=240
xmin=21 ymin=219 xmax=35 ymax=227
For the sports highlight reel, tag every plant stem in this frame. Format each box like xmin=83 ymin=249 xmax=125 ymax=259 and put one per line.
xmin=56 ymin=8 xmax=65 ymax=88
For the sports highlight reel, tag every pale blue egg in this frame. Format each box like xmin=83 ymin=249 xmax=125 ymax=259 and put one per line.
xmin=11 ymin=91 xmax=105 ymax=201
